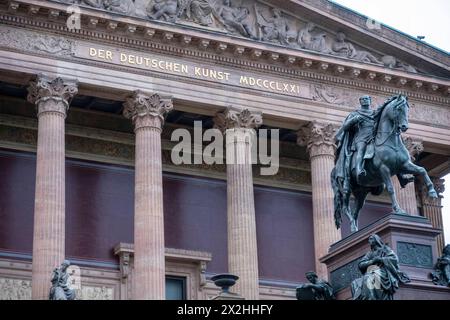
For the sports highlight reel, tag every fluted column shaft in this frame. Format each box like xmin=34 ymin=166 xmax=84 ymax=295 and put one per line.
xmin=298 ymin=121 xmax=341 ymax=280
xmin=421 ymin=177 xmax=445 ymax=253
xmin=393 ymin=178 xmax=419 ymax=215
xmin=123 ymin=91 xmax=172 ymax=300
xmin=214 ymin=108 xmax=262 ymax=300
xmin=27 ymin=76 xmax=78 ymax=300
xmin=393 ymin=136 xmax=424 ymax=215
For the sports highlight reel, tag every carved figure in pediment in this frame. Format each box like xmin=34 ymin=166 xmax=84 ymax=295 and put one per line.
xmin=332 ymin=32 xmax=381 ymax=64
xmin=80 ymin=0 xmax=104 ymax=8
xmin=256 ymin=7 xmax=295 ymax=46
xmin=103 ymin=0 xmax=135 ymax=15
xmin=381 ymin=55 xmax=417 ymax=73
xmin=297 ymin=22 xmax=331 ymax=54
xmin=147 ymin=0 xmax=179 ymax=22
xmin=216 ymin=0 xmax=256 ymax=39
xmin=186 ymin=0 xmax=216 ymax=26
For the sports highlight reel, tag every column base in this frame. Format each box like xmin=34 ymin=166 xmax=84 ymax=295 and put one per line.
xmin=320 ymin=214 xmax=450 ymax=300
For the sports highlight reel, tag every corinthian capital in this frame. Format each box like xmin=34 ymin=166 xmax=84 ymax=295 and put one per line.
xmin=123 ymin=90 xmax=173 ymax=130
xmin=213 ymin=107 xmax=263 ymax=132
xmin=432 ymin=177 xmax=445 ymax=197
xmin=27 ymin=75 xmax=78 ymax=117
xmin=402 ymin=135 xmax=424 ymax=161
xmin=297 ymin=121 xmax=337 ymax=158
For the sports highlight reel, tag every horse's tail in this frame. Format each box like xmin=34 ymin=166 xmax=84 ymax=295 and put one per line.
xmin=330 ymin=167 xmax=342 ymax=229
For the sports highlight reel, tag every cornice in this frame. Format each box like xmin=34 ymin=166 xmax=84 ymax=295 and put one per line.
xmin=1 ymin=1 xmax=449 ymax=103
xmin=294 ymin=0 xmax=449 ymax=67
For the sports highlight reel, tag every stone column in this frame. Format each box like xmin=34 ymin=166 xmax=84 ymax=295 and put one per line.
xmin=123 ymin=90 xmax=173 ymax=300
xmin=214 ymin=108 xmax=262 ymax=300
xmin=27 ymin=76 xmax=78 ymax=300
xmin=421 ymin=177 xmax=445 ymax=253
xmin=393 ymin=136 xmax=424 ymax=215
xmin=297 ymin=121 xmax=341 ymax=279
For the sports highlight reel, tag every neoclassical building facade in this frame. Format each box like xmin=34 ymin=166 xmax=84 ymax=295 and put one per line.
xmin=0 ymin=0 xmax=448 ymax=300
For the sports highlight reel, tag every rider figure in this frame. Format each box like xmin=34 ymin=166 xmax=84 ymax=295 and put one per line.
xmin=341 ymin=95 xmax=375 ymax=178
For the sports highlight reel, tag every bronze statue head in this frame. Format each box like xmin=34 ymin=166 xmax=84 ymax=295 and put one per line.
xmin=359 ymin=95 xmax=371 ymax=109
xmin=368 ymin=234 xmax=384 ymax=249
xmin=305 ymin=271 xmax=318 ymax=283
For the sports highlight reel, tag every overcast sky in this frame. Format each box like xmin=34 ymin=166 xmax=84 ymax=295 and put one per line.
xmin=332 ymin=0 xmax=450 ymax=245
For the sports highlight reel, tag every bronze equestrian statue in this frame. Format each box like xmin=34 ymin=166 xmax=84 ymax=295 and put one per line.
xmin=331 ymin=94 xmax=438 ymax=232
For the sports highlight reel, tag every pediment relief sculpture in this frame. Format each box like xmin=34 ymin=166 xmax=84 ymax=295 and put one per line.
xmin=57 ymin=0 xmax=418 ymax=73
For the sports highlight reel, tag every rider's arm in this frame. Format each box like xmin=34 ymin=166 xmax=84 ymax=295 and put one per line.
xmin=342 ymin=114 xmax=360 ymax=131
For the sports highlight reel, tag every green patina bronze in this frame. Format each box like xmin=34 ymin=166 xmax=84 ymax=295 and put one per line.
xmin=331 ymin=94 xmax=438 ymax=233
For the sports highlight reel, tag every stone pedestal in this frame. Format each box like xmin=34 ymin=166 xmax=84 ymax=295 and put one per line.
xmin=123 ymin=91 xmax=173 ymax=300
xmin=214 ymin=108 xmax=262 ymax=300
xmin=27 ymin=76 xmax=78 ymax=300
xmin=320 ymin=214 xmax=450 ymax=300
xmin=297 ymin=121 xmax=341 ymax=279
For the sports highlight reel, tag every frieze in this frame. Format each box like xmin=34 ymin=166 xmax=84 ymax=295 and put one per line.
xmin=0 ymin=278 xmax=31 ymax=300
xmin=77 ymin=286 xmax=114 ymax=300
xmin=0 ymin=21 xmax=448 ymax=106
xmin=0 ymin=277 xmax=113 ymax=300
xmin=0 ymin=26 xmax=75 ymax=57
xmin=409 ymin=102 xmax=450 ymax=127
xmin=397 ymin=242 xmax=433 ymax=268
xmin=0 ymin=122 xmax=312 ymax=189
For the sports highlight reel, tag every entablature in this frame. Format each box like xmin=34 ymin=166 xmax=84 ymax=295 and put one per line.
xmin=2 ymin=0 xmax=449 ymax=98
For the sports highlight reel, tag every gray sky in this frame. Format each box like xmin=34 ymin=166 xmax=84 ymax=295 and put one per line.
xmin=332 ymin=0 xmax=450 ymax=244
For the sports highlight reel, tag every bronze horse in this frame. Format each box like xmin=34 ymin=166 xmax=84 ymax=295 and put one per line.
xmin=331 ymin=95 xmax=438 ymax=232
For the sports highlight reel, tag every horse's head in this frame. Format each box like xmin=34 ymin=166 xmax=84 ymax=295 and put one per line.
xmin=386 ymin=94 xmax=409 ymax=132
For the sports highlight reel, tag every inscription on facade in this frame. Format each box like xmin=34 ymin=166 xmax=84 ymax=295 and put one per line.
xmin=78 ymin=45 xmax=305 ymax=97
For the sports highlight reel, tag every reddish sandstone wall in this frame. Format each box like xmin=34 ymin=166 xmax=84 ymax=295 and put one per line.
xmin=0 ymin=149 xmax=390 ymax=283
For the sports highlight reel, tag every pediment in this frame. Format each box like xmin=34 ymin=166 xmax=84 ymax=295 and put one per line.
xmin=56 ymin=1 xmax=450 ymax=78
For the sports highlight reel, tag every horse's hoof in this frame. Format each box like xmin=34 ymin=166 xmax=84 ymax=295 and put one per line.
xmin=391 ymin=208 xmax=407 ymax=215
xmin=428 ymin=189 xmax=438 ymax=198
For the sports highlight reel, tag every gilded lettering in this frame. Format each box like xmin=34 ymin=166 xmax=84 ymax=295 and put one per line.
xmin=240 ymin=76 xmax=248 ymax=85
xmin=89 ymin=47 xmax=97 ymax=57
xmin=269 ymin=81 xmax=276 ymax=90
xmin=120 ymin=53 xmax=127 ymax=63
xmin=195 ymin=67 xmax=202 ymax=76
xmin=256 ymin=79 xmax=263 ymax=87
xmin=263 ymin=80 xmax=269 ymax=89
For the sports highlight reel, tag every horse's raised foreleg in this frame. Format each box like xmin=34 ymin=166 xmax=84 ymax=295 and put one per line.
xmin=379 ymin=164 xmax=406 ymax=214
xmin=401 ymin=161 xmax=438 ymax=198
